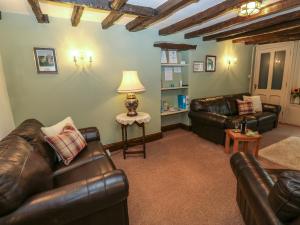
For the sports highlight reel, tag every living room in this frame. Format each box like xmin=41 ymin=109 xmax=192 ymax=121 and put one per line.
xmin=0 ymin=0 xmax=299 ymax=225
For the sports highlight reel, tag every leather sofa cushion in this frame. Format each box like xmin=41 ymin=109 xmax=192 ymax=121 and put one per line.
xmin=0 ymin=136 xmax=53 ymax=216
xmin=6 ymin=119 xmax=57 ymax=168
xmin=252 ymin=112 xmax=276 ymax=123
xmin=206 ymin=99 xmax=231 ymax=115
xmin=225 ymin=97 xmax=239 ymax=116
xmin=269 ymin=171 xmax=300 ymax=222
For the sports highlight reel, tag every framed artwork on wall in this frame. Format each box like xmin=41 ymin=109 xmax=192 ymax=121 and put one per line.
xmin=193 ymin=61 xmax=205 ymax=72
xmin=205 ymin=55 xmax=216 ymax=72
xmin=34 ymin=48 xmax=58 ymax=74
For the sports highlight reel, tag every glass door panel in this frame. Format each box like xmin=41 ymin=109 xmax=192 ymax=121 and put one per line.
xmin=271 ymin=50 xmax=286 ymax=90
xmin=258 ymin=53 xmax=271 ymax=89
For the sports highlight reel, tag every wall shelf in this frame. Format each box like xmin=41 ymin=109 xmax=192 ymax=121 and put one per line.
xmin=161 ymin=87 xmax=188 ymax=91
xmin=161 ymin=109 xmax=189 ymax=116
xmin=154 ymin=42 xmax=197 ymax=51
xmin=161 ymin=63 xmax=190 ymax=67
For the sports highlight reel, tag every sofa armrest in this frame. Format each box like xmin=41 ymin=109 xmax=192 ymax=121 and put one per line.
xmin=262 ymin=103 xmax=281 ymax=114
xmin=0 ymin=170 xmax=128 ymax=225
xmin=189 ymin=111 xmax=227 ymax=129
xmin=79 ymin=127 xmax=100 ymax=142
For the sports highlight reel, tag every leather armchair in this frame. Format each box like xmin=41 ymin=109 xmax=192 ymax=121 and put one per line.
xmin=230 ymin=152 xmax=300 ymax=225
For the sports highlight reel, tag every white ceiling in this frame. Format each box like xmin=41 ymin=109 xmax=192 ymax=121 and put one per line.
xmin=0 ymin=0 xmax=287 ymax=35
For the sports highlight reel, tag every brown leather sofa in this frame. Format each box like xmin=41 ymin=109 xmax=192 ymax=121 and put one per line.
xmin=230 ymin=152 xmax=300 ymax=225
xmin=189 ymin=93 xmax=281 ymax=145
xmin=0 ymin=119 xmax=129 ymax=225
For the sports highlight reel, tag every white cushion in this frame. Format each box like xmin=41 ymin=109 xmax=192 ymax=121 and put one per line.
xmin=243 ymin=96 xmax=262 ymax=112
xmin=41 ymin=117 xmax=84 ymax=140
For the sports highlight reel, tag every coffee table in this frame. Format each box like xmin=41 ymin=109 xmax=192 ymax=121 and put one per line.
xmin=225 ymin=129 xmax=262 ymax=157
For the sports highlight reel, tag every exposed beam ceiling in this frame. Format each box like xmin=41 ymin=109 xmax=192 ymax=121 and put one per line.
xmin=185 ymin=0 xmax=300 ymax=39
xmin=71 ymin=5 xmax=84 ymax=26
xmin=27 ymin=0 xmax=49 ymax=23
xmin=232 ymin=30 xmax=300 ymax=43
xmin=46 ymin=0 xmax=157 ymax=17
xmin=203 ymin=10 xmax=300 ymax=41
xmin=245 ymin=34 xmax=300 ymax=45
xmin=126 ymin=0 xmax=198 ymax=32
xmin=216 ymin=19 xmax=300 ymax=42
xmin=159 ymin=0 xmax=250 ymax=36
xmin=101 ymin=0 xmax=127 ymax=29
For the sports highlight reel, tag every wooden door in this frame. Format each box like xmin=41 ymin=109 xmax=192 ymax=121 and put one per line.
xmin=253 ymin=42 xmax=293 ymax=121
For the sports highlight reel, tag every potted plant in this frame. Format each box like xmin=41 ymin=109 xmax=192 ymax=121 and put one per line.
xmin=291 ymin=88 xmax=300 ymax=104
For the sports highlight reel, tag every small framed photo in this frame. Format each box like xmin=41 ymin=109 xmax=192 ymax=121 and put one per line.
xmin=193 ymin=61 xmax=205 ymax=72
xmin=34 ymin=47 xmax=58 ymax=74
xmin=206 ymin=55 xmax=216 ymax=72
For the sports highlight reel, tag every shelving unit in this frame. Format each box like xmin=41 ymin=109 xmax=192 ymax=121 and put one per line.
xmin=154 ymin=42 xmax=196 ymax=129
xmin=161 ymin=109 xmax=189 ymax=116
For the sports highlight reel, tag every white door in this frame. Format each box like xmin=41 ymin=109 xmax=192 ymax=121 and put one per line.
xmin=253 ymin=42 xmax=293 ymax=121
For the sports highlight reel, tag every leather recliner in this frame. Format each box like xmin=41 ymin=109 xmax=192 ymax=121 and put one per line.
xmin=0 ymin=119 xmax=129 ymax=225
xmin=230 ymin=152 xmax=300 ymax=225
xmin=188 ymin=93 xmax=281 ymax=144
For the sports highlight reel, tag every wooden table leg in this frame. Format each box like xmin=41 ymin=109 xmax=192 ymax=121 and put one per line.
xmin=253 ymin=139 xmax=260 ymax=157
xmin=142 ymin=123 xmax=146 ymax=159
xmin=225 ymin=131 xmax=230 ymax=154
xmin=243 ymin=142 xmax=249 ymax=153
xmin=124 ymin=125 xmax=128 ymax=159
xmin=233 ymin=139 xmax=239 ymax=153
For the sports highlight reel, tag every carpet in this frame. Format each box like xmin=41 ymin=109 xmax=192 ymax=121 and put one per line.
xmin=259 ymin=136 xmax=300 ymax=170
xmin=112 ymin=129 xmax=244 ymax=225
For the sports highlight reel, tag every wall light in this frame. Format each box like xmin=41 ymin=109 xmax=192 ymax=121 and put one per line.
xmin=71 ymin=50 xmax=93 ymax=66
xmin=225 ymin=56 xmax=237 ymax=70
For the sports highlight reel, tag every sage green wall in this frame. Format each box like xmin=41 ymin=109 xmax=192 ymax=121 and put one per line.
xmin=0 ymin=12 xmax=253 ymax=145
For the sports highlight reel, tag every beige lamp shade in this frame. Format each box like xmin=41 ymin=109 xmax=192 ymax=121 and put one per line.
xmin=117 ymin=71 xmax=146 ymax=93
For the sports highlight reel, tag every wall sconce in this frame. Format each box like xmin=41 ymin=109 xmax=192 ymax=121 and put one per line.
xmin=71 ymin=50 xmax=93 ymax=67
xmin=225 ymin=56 xmax=237 ymax=70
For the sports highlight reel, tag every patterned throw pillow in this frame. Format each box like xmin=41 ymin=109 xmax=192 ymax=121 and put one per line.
xmin=237 ymin=99 xmax=255 ymax=115
xmin=44 ymin=124 xmax=87 ymax=165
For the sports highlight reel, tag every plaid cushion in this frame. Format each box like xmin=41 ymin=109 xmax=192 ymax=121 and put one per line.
xmin=237 ymin=99 xmax=254 ymax=115
xmin=44 ymin=124 xmax=87 ymax=165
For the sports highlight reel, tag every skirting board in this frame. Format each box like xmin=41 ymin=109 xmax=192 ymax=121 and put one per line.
xmin=161 ymin=123 xmax=191 ymax=132
xmin=103 ymin=132 xmax=163 ymax=152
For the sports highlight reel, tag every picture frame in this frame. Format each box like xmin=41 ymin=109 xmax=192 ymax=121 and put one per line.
xmin=168 ymin=50 xmax=178 ymax=64
xmin=205 ymin=55 xmax=216 ymax=72
xmin=34 ymin=47 xmax=58 ymax=74
xmin=193 ymin=61 xmax=205 ymax=72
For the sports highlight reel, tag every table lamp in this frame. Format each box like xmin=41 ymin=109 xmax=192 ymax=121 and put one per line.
xmin=117 ymin=71 xmax=145 ymax=117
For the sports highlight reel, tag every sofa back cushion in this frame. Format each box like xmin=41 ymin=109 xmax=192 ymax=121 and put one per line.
xmin=6 ymin=119 xmax=57 ymax=169
xmin=0 ymin=136 xmax=53 ymax=216
xmin=269 ymin=171 xmax=300 ymax=223
xmin=190 ymin=96 xmax=230 ymax=115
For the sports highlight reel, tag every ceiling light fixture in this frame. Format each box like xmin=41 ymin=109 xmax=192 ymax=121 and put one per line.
xmin=238 ymin=1 xmax=262 ymax=17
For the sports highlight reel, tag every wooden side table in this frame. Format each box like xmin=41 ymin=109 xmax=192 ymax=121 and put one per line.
xmin=225 ymin=129 xmax=262 ymax=157
xmin=116 ymin=112 xmax=151 ymax=159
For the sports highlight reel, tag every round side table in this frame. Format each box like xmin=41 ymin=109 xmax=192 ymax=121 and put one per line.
xmin=116 ymin=112 xmax=151 ymax=159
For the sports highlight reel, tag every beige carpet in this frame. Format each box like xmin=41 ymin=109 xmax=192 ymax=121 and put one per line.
xmin=111 ymin=124 xmax=300 ymax=225
xmin=259 ymin=136 xmax=300 ymax=170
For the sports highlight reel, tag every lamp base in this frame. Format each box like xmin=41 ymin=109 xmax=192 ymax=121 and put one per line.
xmin=125 ymin=93 xmax=138 ymax=117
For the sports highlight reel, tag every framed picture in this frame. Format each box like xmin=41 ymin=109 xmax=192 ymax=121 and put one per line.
xmin=34 ymin=48 xmax=58 ymax=74
xmin=168 ymin=50 xmax=178 ymax=64
xmin=193 ymin=61 xmax=205 ymax=72
xmin=205 ymin=55 xmax=216 ymax=72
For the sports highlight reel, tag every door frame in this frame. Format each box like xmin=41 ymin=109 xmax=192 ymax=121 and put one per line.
xmin=252 ymin=42 xmax=294 ymax=122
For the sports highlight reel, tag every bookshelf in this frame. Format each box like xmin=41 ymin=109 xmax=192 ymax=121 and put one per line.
xmin=155 ymin=42 xmax=196 ymax=129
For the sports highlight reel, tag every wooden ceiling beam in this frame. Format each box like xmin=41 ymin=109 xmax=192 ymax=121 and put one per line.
xmin=126 ymin=0 xmax=198 ymax=32
xmin=185 ymin=0 xmax=300 ymax=39
xmin=232 ymin=30 xmax=300 ymax=43
xmin=71 ymin=5 xmax=84 ymax=26
xmin=101 ymin=0 xmax=127 ymax=29
xmin=27 ymin=0 xmax=49 ymax=23
xmin=159 ymin=0 xmax=250 ymax=36
xmin=245 ymin=35 xmax=300 ymax=45
xmin=216 ymin=19 xmax=300 ymax=42
xmin=203 ymin=10 xmax=300 ymax=41
xmin=46 ymin=0 xmax=157 ymax=17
